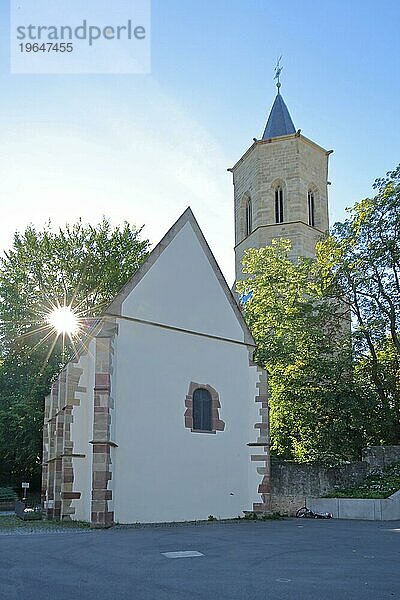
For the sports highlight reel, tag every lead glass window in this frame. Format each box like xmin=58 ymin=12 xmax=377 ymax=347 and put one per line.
xmin=192 ymin=388 xmax=212 ymax=431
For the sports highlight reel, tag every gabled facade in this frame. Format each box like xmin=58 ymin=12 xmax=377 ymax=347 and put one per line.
xmin=42 ymin=209 xmax=271 ymax=525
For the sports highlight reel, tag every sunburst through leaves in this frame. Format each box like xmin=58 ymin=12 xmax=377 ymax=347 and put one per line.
xmin=47 ymin=305 xmax=80 ymax=337
xmin=39 ymin=299 xmax=95 ymax=366
xmin=5 ymin=298 xmax=97 ymax=369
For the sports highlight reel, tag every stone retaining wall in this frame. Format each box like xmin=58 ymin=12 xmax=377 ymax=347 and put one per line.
xmin=362 ymin=446 xmax=400 ymax=470
xmin=270 ymin=460 xmax=368 ymax=515
xmin=271 ymin=446 xmax=400 ymax=516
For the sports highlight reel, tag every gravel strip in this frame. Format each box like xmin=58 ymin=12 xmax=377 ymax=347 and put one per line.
xmin=0 ymin=527 xmax=95 ymax=536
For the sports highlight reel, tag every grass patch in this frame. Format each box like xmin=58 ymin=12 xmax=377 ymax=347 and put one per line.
xmin=324 ymin=461 xmax=400 ymax=499
xmin=242 ymin=511 xmax=283 ymax=521
xmin=0 ymin=514 xmax=91 ymax=530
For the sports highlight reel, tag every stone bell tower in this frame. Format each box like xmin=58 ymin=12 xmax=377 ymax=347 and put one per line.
xmin=230 ymin=66 xmax=332 ymax=281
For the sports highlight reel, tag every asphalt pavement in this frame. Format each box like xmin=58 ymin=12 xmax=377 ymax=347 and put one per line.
xmin=0 ymin=518 xmax=399 ymax=599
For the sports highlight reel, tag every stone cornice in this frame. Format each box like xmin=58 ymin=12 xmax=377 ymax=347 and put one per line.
xmin=229 ymin=134 xmax=332 ymax=172
xmin=234 ymin=221 xmax=326 ymax=250
xmin=105 ymin=312 xmax=256 ymax=349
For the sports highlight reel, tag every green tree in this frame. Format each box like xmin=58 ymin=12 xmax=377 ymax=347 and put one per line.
xmin=317 ymin=165 xmax=400 ymax=444
xmin=0 ymin=218 xmax=149 ymax=485
xmin=237 ymin=239 xmax=375 ymax=463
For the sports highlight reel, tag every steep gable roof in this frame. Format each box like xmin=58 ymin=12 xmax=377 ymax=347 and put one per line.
xmin=106 ymin=208 xmax=255 ymax=347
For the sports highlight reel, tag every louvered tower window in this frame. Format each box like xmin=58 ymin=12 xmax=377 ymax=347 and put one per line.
xmin=245 ymin=198 xmax=252 ymax=236
xmin=308 ymin=191 xmax=315 ymax=227
xmin=192 ymin=388 xmax=212 ymax=431
xmin=275 ymin=187 xmax=284 ymax=223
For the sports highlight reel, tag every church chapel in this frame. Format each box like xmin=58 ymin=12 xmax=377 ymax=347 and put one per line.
xmin=42 ymin=75 xmax=331 ymax=526
xmin=42 ymin=209 xmax=270 ymax=525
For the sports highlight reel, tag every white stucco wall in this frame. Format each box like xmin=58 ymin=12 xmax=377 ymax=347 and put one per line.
xmin=121 ymin=222 xmax=244 ymax=342
xmin=112 ymin=319 xmax=258 ymax=523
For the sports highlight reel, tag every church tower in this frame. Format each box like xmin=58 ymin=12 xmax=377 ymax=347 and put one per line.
xmin=231 ymin=67 xmax=332 ymax=281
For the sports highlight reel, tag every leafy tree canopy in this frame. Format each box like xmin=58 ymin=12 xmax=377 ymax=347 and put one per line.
xmin=0 ymin=218 xmax=149 ymax=485
xmin=238 ymin=165 xmax=400 ymax=463
xmin=237 ymin=239 xmax=372 ymax=463
xmin=317 ymin=165 xmax=400 ymax=444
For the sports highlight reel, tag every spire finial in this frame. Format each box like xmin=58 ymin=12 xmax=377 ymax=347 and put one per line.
xmin=274 ymin=55 xmax=283 ymax=93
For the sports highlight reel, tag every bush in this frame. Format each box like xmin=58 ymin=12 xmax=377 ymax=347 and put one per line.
xmin=0 ymin=487 xmax=18 ymax=501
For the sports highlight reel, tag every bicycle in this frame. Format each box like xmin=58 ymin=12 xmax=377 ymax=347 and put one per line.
xmin=296 ymin=505 xmax=333 ymax=519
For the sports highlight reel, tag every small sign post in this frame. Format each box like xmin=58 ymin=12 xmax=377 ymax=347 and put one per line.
xmin=22 ymin=482 xmax=29 ymax=501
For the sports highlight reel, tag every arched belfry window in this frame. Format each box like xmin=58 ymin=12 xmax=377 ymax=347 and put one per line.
xmin=275 ymin=187 xmax=284 ymax=224
xmin=308 ymin=190 xmax=315 ymax=227
xmin=245 ymin=197 xmax=252 ymax=236
xmin=193 ymin=388 xmax=212 ymax=431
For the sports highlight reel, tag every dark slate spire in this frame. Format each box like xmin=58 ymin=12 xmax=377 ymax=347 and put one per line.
xmin=262 ymin=58 xmax=295 ymax=140
xmin=262 ymin=92 xmax=296 ymax=140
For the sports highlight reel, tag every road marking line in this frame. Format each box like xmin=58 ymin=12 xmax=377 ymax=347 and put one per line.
xmin=162 ymin=551 xmax=204 ymax=559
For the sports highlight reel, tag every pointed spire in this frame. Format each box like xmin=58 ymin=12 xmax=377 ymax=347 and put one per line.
xmin=262 ymin=94 xmax=296 ymax=139
xmin=261 ymin=58 xmax=296 ymax=140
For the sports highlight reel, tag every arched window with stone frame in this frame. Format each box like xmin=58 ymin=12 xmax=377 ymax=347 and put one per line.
xmin=245 ymin=197 xmax=252 ymax=237
xmin=239 ymin=193 xmax=252 ymax=241
xmin=308 ymin=189 xmax=315 ymax=227
xmin=184 ymin=382 xmax=225 ymax=434
xmin=275 ymin=186 xmax=284 ymax=224
xmin=307 ymin=185 xmax=319 ymax=228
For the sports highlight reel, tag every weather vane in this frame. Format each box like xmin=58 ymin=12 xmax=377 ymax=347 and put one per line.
xmin=274 ymin=56 xmax=283 ymax=92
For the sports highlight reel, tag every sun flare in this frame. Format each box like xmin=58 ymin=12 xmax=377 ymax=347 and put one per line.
xmin=47 ymin=305 xmax=80 ymax=336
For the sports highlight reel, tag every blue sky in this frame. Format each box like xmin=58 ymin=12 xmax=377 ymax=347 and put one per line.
xmin=0 ymin=0 xmax=399 ymax=282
